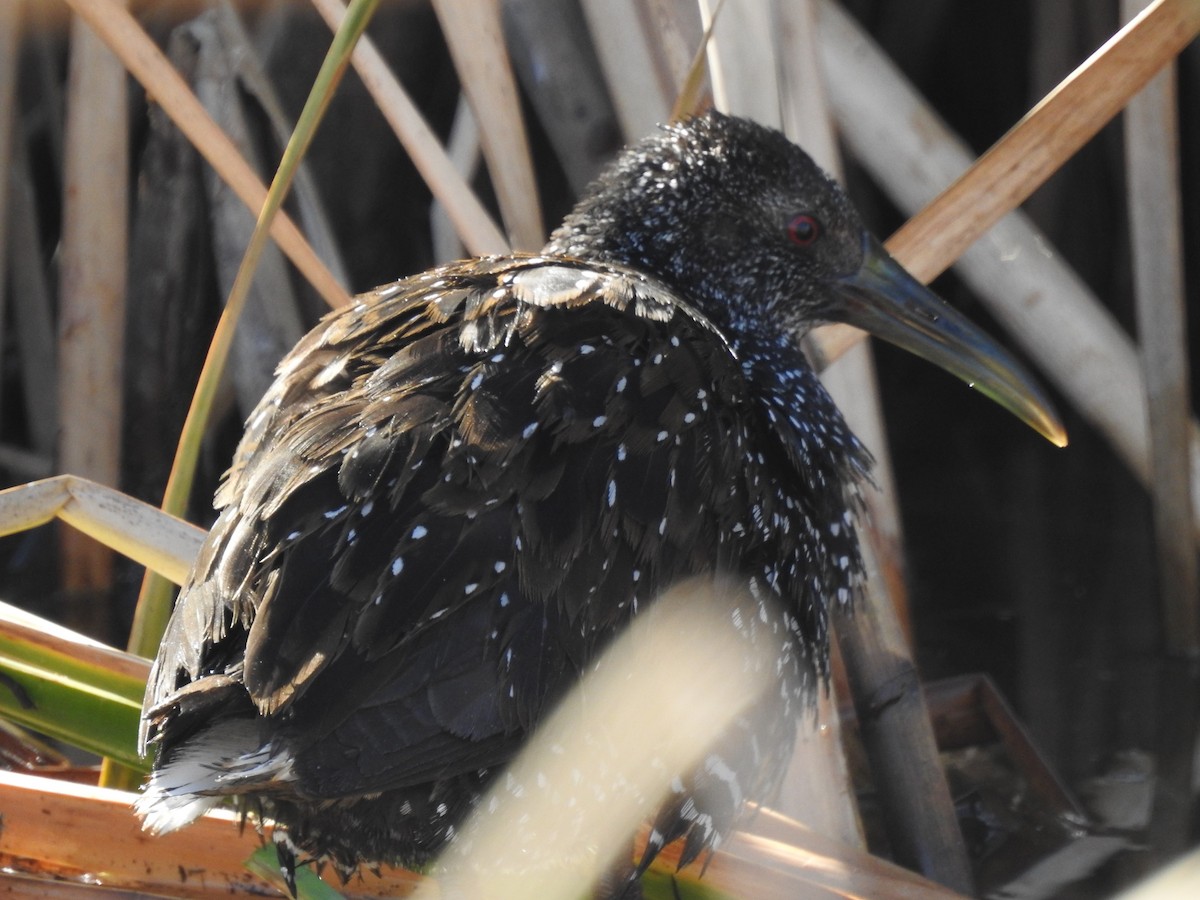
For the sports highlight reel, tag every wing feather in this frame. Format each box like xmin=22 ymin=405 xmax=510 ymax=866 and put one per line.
xmin=144 ymin=256 xmax=762 ymax=797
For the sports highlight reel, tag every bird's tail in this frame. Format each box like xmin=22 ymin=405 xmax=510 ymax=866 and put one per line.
xmin=135 ymin=718 xmax=293 ymax=834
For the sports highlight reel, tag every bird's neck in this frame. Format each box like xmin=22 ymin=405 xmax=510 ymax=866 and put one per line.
xmin=732 ymin=332 xmax=873 ymax=493
xmin=544 ymin=224 xmax=872 ymax=487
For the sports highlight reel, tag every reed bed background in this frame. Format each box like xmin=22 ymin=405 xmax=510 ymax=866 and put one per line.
xmin=0 ymin=0 xmax=1198 ymax=897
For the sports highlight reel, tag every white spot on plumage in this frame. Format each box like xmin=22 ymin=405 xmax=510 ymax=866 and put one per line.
xmin=506 ymin=773 xmax=525 ymax=797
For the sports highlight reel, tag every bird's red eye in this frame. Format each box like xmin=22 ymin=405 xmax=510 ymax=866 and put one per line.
xmin=787 ymin=214 xmax=821 ymax=248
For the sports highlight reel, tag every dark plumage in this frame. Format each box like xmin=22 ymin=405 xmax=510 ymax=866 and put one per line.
xmin=136 ymin=112 xmax=1062 ymax=890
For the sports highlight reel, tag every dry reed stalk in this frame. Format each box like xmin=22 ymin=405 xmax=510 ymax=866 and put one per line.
xmin=58 ymin=6 xmax=128 ymax=608
xmin=0 ymin=770 xmax=422 ymax=898
xmin=413 ymin=577 xmax=775 ymax=899
xmin=309 ymin=0 xmax=508 ymax=255
xmin=812 ymin=0 xmax=1200 ymax=364
xmin=578 ymin=0 xmax=674 ymax=139
xmin=62 ymin=0 xmax=349 ymax=310
xmin=700 ymin=0 xmax=776 ymax=126
xmin=1121 ymin=2 xmax=1198 ymax=654
xmin=695 ymin=812 xmax=970 ymax=900
xmin=0 ymin=598 xmax=152 ymax=684
xmin=889 ymin=0 xmax=1200 ymax=285
xmin=431 ymin=0 xmax=544 ymax=250
xmin=643 ymin=0 xmax=704 ymax=107
xmin=1121 ymin=0 xmax=1200 ymax=870
xmin=773 ymin=0 xmax=839 ymax=168
xmin=430 ymin=94 xmax=480 ymax=262
xmin=836 ymin=538 xmax=975 ymax=894
xmin=0 ymin=767 xmax=970 ymax=899
xmin=501 ymin=0 xmax=618 ymax=194
xmin=0 ymin=476 xmax=204 ymax=587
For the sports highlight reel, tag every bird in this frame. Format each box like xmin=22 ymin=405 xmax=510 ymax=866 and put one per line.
xmin=135 ymin=111 xmax=1064 ymax=894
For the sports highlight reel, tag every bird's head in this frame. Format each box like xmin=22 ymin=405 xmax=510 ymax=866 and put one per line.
xmin=547 ymin=111 xmax=1066 ymax=447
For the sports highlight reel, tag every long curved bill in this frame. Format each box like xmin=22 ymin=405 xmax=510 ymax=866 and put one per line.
xmin=833 ymin=234 xmax=1067 ymax=448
